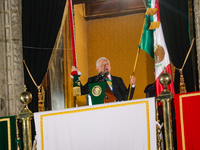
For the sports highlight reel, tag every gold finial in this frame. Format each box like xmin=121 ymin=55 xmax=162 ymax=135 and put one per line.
xmin=163 ymin=67 xmax=166 ymax=73
xmin=20 ymin=86 xmax=32 ymax=106
xmin=159 ymin=67 xmax=172 ymax=94
xmin=159 ymin=68 xmax=172 ymax=86
xmin=24 ymin=85 xmax=27 ymax=92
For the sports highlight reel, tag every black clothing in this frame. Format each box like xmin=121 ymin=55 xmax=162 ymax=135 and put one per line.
xmin=81 ymin=75 xmax=135 ymax=101
xmin=144 ymin=83 xmax=156 ymax=98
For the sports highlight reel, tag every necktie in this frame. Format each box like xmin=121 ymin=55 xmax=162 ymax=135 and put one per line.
xmin=106 ymin=77 xmax=112 ymax=90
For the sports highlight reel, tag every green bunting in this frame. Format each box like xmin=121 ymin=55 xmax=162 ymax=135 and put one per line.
xmin=139 ymin=14 xmax=154 ymax=58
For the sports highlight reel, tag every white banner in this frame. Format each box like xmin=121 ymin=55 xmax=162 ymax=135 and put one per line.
xmin=34 ymin=98 xmax=157 ymax=150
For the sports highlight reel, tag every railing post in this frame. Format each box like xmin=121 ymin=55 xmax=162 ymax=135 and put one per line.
xmin=157 ymin=71 xmax=174 ymax=150
xmin=17 ymin=86 xmax=33 ymax=150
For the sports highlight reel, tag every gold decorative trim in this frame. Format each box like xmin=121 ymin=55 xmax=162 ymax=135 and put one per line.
xmin=0 ymin=118 xmax=11 ymax=150
xmin=149 ymin=21 xmax=160 ymax=30
xmin=179 ymin=93 xmax=200 ymax=150
xmin=40 ymin=101 xmax=151 ymax=150
xmin=146 ymin=100 xmax=150 ymax=150
xmin=145 ymin=8 xmax=158 ymax=15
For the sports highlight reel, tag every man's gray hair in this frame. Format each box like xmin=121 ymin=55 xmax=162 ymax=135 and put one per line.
xmin=96 ymin=57 xmax=110 ymax=67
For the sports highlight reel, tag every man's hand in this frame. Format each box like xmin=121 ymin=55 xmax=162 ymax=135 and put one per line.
xmin=71 ymin=66 xmax=78 ymax=72
xmin=70 ymin=66 xmax=81 ymax=78
xmin=130 ymin=76 xmax=136 ymax=85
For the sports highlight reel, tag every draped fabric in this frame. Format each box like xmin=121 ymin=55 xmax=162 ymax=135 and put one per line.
xmin=151 ymin=0 xmax=175 ymax=96
xmin=22 ymin=0 xmax=66 ymax=112
xmin=174 ymin=92 xmax=200 ymax=150
xmin=139 ymin=14 xmax=154 ymax=58
xmin=159 ymin=0 xmax=195 ymax=93
xmin=34 ymin=98 xmax=157 ymax=150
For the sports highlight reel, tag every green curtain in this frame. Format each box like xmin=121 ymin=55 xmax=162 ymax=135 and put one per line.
xmin=0 ymin=116 xmax=17 ymax=150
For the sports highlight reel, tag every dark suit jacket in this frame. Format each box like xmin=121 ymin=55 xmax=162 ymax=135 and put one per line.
xmin=144 ymin=82 xmax=156 ymax=98
xmin=81 ymin=75 xmax=135 ymax=101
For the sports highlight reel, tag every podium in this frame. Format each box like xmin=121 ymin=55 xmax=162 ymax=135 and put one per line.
xmin=88 ymin=81 xmax=116 ymax=105
xmin=34 ymin=98 xmax=157 ymax=150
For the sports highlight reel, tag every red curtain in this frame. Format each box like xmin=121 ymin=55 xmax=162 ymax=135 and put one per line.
xmin=174 ymin=91 xmax=200 ymax=150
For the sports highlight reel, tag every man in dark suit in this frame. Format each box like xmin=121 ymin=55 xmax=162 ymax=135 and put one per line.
xmin=71 ymin=57 xmax=136 ymax=101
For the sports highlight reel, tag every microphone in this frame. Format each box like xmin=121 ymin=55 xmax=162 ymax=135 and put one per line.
xmin=96 ymin=72 xmax=103 ymax=82
xmin=99 ymin=72 xmax=103 ymax=76
xmin=96 ymin=71 xmax=109 ymax=82
xmin=103 ymin=71 xmax=109 ymax=78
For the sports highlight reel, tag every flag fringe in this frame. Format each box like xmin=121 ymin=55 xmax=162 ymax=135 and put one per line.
xmin=145 ymin=8 xmax=158 ymax=15
xmin=73 ymin=87 xmax=81 ymax=96
xmin=149 ymin=21 xmax=160 ymax=30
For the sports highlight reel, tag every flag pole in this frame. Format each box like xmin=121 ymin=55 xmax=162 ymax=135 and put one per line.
xmin=68 ymin=0 xmax=81 ymax=106
xmin=128 ymin=8 xmax=158 ymax=100
xmin=127 ymin=22 xmax=144 ymax=100
xmin=68 ymin=0 xmax=77 ymax=68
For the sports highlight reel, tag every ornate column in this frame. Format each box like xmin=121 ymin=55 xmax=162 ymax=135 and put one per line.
xmin=157 ymin=71 xmax=174 ymax=150
xmin=193 ymin=0 xmax=200 ymax=88
xmin=17 ymin=87 xmax=33 ymax=150
xmin=0 ymin=0 xmax=24 ymax=117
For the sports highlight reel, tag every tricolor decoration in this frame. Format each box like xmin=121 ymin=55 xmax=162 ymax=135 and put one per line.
xmin=151 ymin=0 xmax=175 ymax=96
xmin=68 ymin=0 xmax=81 ymax=96
xmin=140 ymin=0 xmax=175 ymax=96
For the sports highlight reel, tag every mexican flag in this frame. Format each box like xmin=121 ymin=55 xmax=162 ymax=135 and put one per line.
xmin=151 ymin=0 xmax=175 ymax=96
xmin=140 ymin=0 xmax=175 ymax=96
xmin=139 ymin=10 xmax=154 ymax=58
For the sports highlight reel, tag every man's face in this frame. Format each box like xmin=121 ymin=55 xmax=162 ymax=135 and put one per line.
xmin=96 ymin=59 xmax=111 ymax=75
